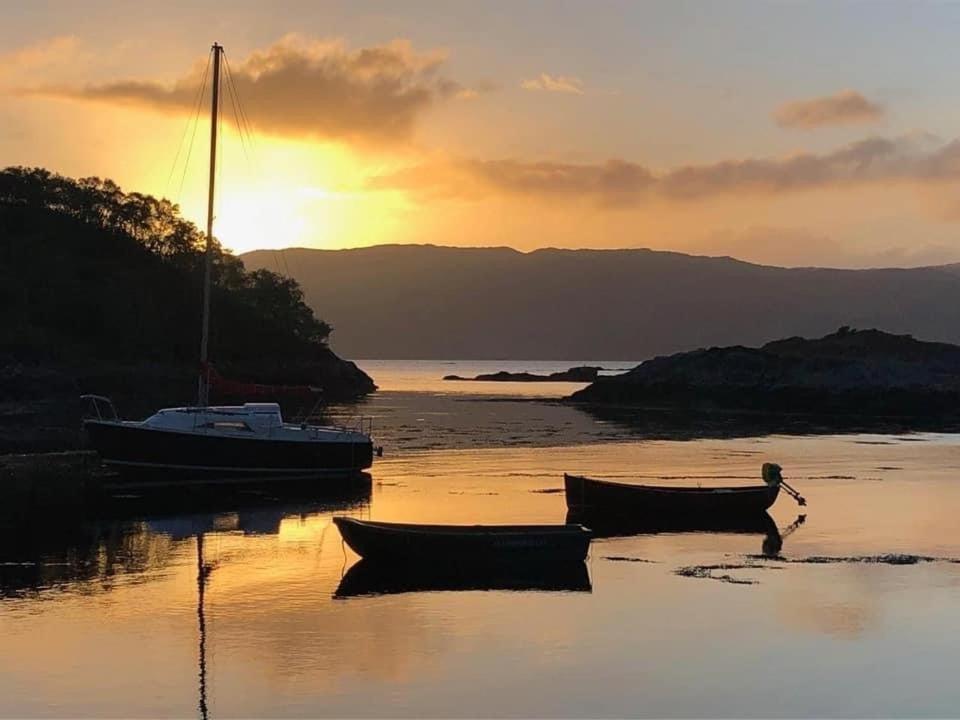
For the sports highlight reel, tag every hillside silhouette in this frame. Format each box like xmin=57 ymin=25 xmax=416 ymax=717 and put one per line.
xmin=243 ymin=245 xmax=960 ymax=360
xmin=0 ymin=167 xmax=373 ymax=450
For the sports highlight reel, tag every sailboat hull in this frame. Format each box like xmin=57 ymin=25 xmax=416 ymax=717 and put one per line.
xmin=84 ymin=420 xmax=373 ymax=484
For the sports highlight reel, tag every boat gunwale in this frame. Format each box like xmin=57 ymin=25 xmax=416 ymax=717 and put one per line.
xmin=564 ymin=473 xmax=775 ymax=495
xmin=333 ymin=517 xmax=591 ymax=536
xmin=83 ymin=418 xmax=371 ymax=444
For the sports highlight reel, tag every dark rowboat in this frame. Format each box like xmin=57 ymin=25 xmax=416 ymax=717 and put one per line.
xmin=334 ymin=558 xmax=592 ymax=598
xmin=564 ymin=473 xmax=779 ymax=519
xmin=333 ymin=517 xmax=592 ymax=564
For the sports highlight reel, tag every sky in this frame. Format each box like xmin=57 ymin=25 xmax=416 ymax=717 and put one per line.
xmin=4 ymin=0 xmax=960 ymax=267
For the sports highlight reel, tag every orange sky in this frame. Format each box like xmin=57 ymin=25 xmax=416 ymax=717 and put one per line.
xmin=4 ymin=2 xmax=960 ymax=267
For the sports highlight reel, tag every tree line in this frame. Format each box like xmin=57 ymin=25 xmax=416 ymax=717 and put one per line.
xmin=0 ymin=166 xmax=332 ymax=375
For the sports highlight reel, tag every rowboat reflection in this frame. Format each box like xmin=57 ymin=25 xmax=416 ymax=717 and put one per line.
xmin=567 ymin=510 xmax=806 ymax=557
xmin=335 ymin=558 xmax=592 ymax=598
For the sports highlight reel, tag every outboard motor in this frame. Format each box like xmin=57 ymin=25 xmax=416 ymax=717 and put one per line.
xmin=762 ymin=462 xmax=806 ymax=506
xmin=762 ymin=462 xmax=783 ymax=486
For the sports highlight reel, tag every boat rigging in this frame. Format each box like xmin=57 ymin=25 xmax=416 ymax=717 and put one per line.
xmin=82 ymin=43 xmax=376 ymax=482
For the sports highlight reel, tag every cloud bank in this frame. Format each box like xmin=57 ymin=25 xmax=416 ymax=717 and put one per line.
xmin=368 ymin=134 xmax=960 ymax=203
xmin=774 ymin=90 xmax=884 ymax=129
xmin=32 ymin=35 xmax=469 ymax=145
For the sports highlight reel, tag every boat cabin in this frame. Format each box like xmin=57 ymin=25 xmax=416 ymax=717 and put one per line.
xmin=143 ymin=403 xmax=284 ymax=434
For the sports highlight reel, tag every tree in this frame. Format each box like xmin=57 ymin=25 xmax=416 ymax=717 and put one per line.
xmin=0 ymin=166 xmax=333 ymax=366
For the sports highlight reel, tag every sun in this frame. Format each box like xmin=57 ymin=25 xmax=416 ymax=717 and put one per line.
xmin=214 ymin=187 xmax=312 ymax=254
xmin=148 ymin=129 xmax=409 ymax=255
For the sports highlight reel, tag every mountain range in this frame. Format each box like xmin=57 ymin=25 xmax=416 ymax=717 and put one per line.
xmin=242 ymin=245 xmax=960 ymax=360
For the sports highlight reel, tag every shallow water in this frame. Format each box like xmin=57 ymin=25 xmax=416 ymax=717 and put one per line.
xmin=352 ymin=359 xmax=637 ymax=396
xmin=3 ymin=362 xmax=960 ymax=717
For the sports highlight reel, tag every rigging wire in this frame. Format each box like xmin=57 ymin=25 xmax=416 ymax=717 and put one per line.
xmin=222 ymin=51 xmax=281 ymax=272
xmin=223 ymin=54 xmax=260 ymax=172
xmin=222 ymin=55 xmax=258 ymax=169
xmin=222 ymin=50 xmax=293 ymax=278
xmin=222 ymin=55 xmax=252 ymax=170
xmin=163 ymin=56 xmax=210 ymax=197
xmin=176 ymin=55 xmax=213 ymax=208
xmin=165 ymin=52 xmax=211 ymax=201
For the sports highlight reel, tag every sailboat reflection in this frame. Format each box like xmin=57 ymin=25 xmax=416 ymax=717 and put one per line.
xmin=183 ymin=481 xmax=371 ymax=719
xmin=335 ymin=559 xmax=592 ymax=598
xmin=197 ymin=533 xmax=211 ymax=720
xmin=180 ymin=480 xmax=372 ymax=719
xmin=0 ymin=476 xmax=373 ymax=719
xmin=568 ymin=510 xmax=806 ymax=557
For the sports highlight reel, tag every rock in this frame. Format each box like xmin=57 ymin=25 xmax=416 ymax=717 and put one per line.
xmin=443 ymin=366 xmax=602 ymax=382
xmin=569 ymin=328 xmax=960 ymax=416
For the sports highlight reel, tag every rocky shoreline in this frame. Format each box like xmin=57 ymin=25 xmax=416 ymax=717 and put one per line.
xmin=570 ymin=328 xmax=960 ymax=418
xmin=444 ymin=366 xmax=603 ymax=382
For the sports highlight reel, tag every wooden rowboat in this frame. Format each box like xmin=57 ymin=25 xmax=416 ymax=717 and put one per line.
xmin=564 ymin=473 xmax=780 ymax=519
xmin=333 ymin=517 xmax=592 ymax=564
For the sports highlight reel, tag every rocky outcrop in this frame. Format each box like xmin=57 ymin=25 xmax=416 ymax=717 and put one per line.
xmin=569 ymin=328 xmax=960 ymax=417
xmin=444 ymin=366 xmax=602 ymax=382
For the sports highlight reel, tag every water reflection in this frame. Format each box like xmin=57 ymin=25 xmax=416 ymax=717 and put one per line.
xmin=6 ymin=434 xmax=960 ymax=717
xmin=0 ymin=476 xmax=372 ymax=599
xmin=579 ymin=403 xmax=960 ymax=440
xmin=335 ymin=558 xmax=592 ymax=598
xmin=569 ymin=509 xmax=806 ymax=558
xmin=196 ymin=534 xmax=210 ymax=720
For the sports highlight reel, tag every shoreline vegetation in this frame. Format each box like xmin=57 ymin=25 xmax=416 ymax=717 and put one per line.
xmin=0 ymin=167 xmax=374 ymax=453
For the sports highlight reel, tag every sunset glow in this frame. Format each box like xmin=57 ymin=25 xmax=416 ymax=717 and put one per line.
xmin=5 ymin=3 xmax=960 ymax=265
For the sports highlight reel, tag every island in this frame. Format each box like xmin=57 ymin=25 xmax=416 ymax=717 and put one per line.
xmin=444 ymin=366 xmax=603 ymax=382
xmin=0 ymin=167 xmax=375 ymax=453
xmin=569 ymin=327 xmax=960 ymax=417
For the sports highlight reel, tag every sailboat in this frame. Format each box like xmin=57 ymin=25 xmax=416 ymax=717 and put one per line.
xmin=83 ymin=44 xmax=375 ymax=482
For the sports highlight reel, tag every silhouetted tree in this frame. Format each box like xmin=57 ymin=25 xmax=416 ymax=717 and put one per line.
xmin=0 ymin=166 xmax=332 ymax=370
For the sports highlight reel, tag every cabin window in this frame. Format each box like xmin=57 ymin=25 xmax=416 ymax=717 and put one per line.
xmin=206 ymin=421 xmax=254 ymax=432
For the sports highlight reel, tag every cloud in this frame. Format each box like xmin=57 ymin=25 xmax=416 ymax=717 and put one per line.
xmin=0 ymin=36 xmax=91 ymax=86
xmin=366 ymin=157 xmax=652 ymax=203
xmin=520 ymin=73 xmax=584 ymax=95
xmin=774 ymin=90 xmax=884 ymax=129
xmin=367 ymin=133 xmax=960 ymax=203
xmin=451 ymin=80 xmax=497 ymax=100
xmin=28 ymin=35 xmax=465 ymax=145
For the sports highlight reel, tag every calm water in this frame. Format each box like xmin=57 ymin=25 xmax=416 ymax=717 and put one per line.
xmin=3 ymin=361 xmax=960 ymax=717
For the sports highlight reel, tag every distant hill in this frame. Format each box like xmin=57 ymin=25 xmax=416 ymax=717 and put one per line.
xmin=243 ymin=245 xmax=960 ymax=359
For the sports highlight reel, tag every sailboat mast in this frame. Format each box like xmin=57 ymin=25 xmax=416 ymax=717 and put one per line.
xmin=198 ymin=42 xmax=222 ymax=407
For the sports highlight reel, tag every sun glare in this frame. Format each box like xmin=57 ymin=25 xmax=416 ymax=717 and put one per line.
xmin=215 ymin=188 xmax=312 ymax=253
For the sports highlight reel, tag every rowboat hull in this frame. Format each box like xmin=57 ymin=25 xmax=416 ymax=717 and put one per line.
xmin=333 ymin=517 xmax=592 ymax=564
xmin=335 ymin=558 xmax=591 ymax=597
xmin=564 ymin=473 xmax=779 ymax=519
